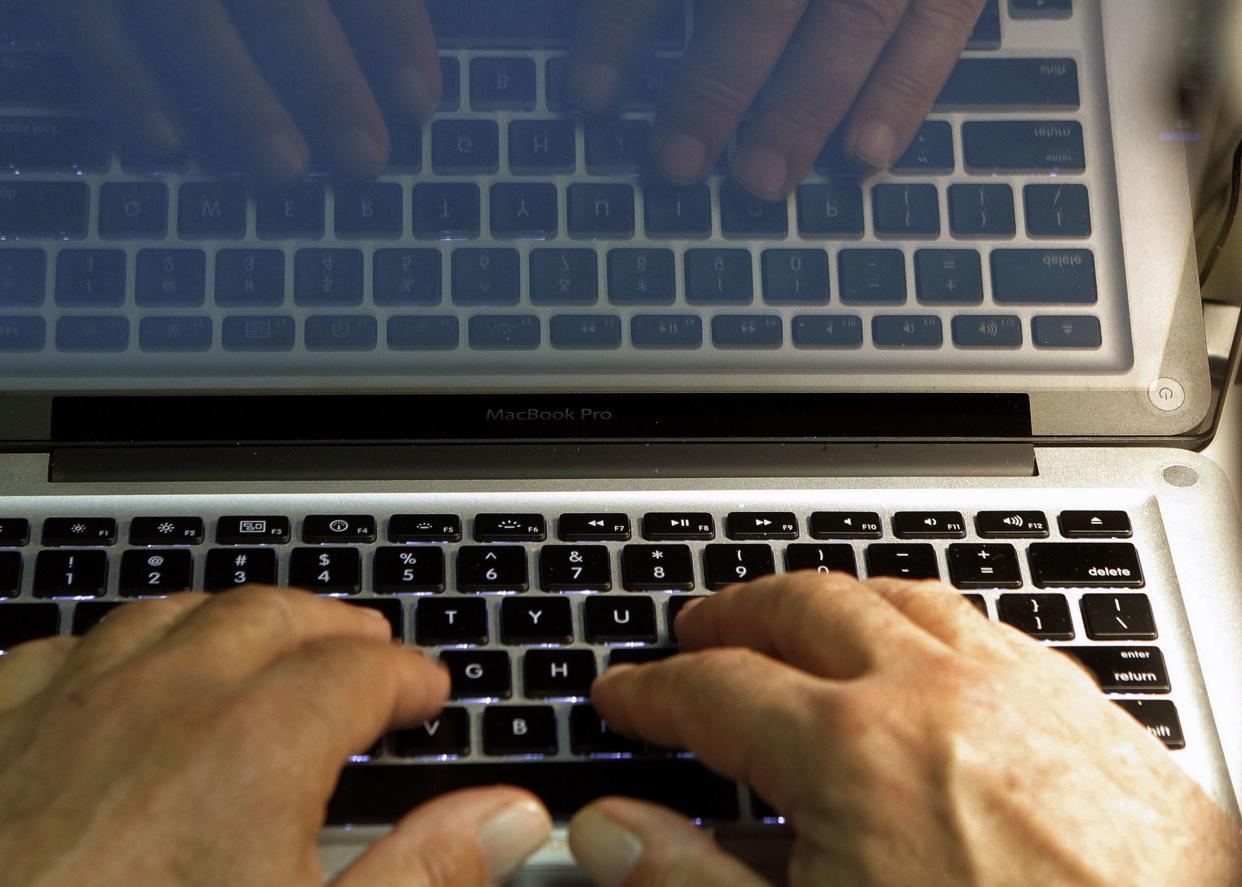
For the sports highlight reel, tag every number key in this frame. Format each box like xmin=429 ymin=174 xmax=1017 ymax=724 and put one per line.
xmin=703 ymin=544 xmax=775 ymax=590
xmin=785 ymin=543 xmax=857 ymax=576
xmin=458 ymin=546 xmax=528 ymax=593
xmin=119 ymin=549 xmax=193 ymax=596
xmin=205 ymin=548 xmax=277 ymax=591
xmin=373 ymin=547 xmax=446 ymax=594
xmin=539 ymin=545 xmax=611 ymax=592
xmin=622 ymin=544 xmax=694 ymax=591
xmin=33 ymin=550 xmax=108 ymax=598
xmin=288 ymin=547 xmax=361 ymax=595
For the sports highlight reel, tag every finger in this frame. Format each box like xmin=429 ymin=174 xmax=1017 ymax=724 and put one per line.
xmin=861 ymin=577 xmax=1020 ymax=661
xmin=570 ymin=798 xmax=770 ymax=887
xmin=675 ymin=571 xmax=935 ymax=678
xmin=228 ymin=0 xmax=391 ymax=176
xmin=135 ymin=0 xmax=310 ymax=179
xmin=842 ymin=0 xmax=987 ymax=169
xmin=0 ymin=636 xmax=77 ymax=712
xmin=731 ymin=0 xmax=910 ymax=196
xmin=332 ymin=0 xmax=442 ymax=121
xmin=332 ymin=787 xmax=551 ymax=887
xmin=60 ymin=594 xmax=211 ymax=683
xmin=569 ymin=0 xmax=669 ymax=112
xmin=41 ymin=0 xmax=186 ymax=156
xmin=652 ymin=0 xmax=811 ymax=184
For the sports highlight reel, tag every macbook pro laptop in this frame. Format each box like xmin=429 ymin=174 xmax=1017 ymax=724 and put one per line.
xmin=0 ymin=0 xmax=1240 ymax=881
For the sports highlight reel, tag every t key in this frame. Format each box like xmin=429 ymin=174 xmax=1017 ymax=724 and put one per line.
xmin=703 ymin=545 xmax=775 ymax=590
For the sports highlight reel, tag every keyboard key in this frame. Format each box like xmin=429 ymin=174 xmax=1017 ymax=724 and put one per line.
xmin=963 ymin=120 xmax=1085 ymax=173
xmin=992 ymin=250 xmax=1096 ymax=305
xmin=34 ymin=550 xmax=108 ymax=597
xmin=1032 ymin=315 xmax=1101 ymax=348
xmin=1011 ymin=0 xmax=1073 ymax=19
xmin=476 ymin=514 xmax=547 ymax=543
xmin=0 ymin=116 xmax=110 ymax=172
xmin=119 ymin=549 xmax=193 ymax=597
xmin=873 ymin=184 xmax=940 ymax=237
xmin=712 ymin=315 xmax=783 ymax=348
xmin=439 ymin=56 xmax=461 ymax=109
xmin=0 ymin=250 xmax=44 ymax=307
xmin=442 ymin=650 xmax=512 ymax=699
xmin=335 ymin=183 xmax=403 ymax=238
xmin=428 ymin=0 xmax=686 ymax=49
xmin=55 ymin=250 xmax=126 ymax=308
xmin=0 ymin=4 xmax=58 ymax=48
xmin=44 ymin=518 xmax=117 ymax=547
xmin=763 ymin=249 xmax=829 ymax=305
xmin=550 ymin=314 xmax=622 ymax=349
xmin=785 ymin=543 xmax=857 ymax=576
xmin=524 ymin=650 xmax=596 ymax=698
xmin=204 ymin=548 xmax=277 ymax=591
xmin=1059 ymin=511 xmax=1132 ymax=538
xmin=622 ymin=544 xmax=694 ymax=591
xmin=469 ymin=314 xmax=540 ymax=350
xmin=349 ymin=599 xmax=403 ymax=640
xmin=0 ymin=551 xmax=19 ymax=596
xmin=892 ymin=121 xmax=954 ymax=173
xmin=704 ymin=544 xmax=775 ymax=590
xmin=130 ymin=518 xmax=204 ymax=546
xmin=99 ymin=182 xmax=169 ymax=239
xmin=413 ymin=183 xmax=481 ymax=240
xmin=1081 ymin=593 xmax=1157 ymax=641
xmin=976 ymin=511 xmax=1049 ymax=538
xmin=839 ymin=250 xmax=906 ymax=304
xmin=386 ymin=119 xmax=423 ymax=171
xmin=1029 ymin=543 xmax=1143 ymax=589
xmin=390 ymin=515 xmax=462 ymax=543
xmin=810 ymin=511 xmax=882 ymax=539
xmin=178 ymin=183 xmax=247 ymax=238
xmin=792 ymin=315 xmax=864 ymax=349
xmin=1116 ymin=700 xmax=1183 ymax=749
xmin=393 ymin=707 xmax=470 ymax=757
xmin=948 ymin=544 xmax=1022 ymax=589
xmin=491 ymin=183 xmax=558 ymax=238
xmin=0 ymin=316 xmax=44 ymax=352
xmin=218 ymin=516 xmax=290 ymax=545
xmin=645 ymin=183 xmax=712 ymax=237
xmin=387 ymin=315 xmax=459 ymax=350
xmin=1059 ymin=646 xmax=1169 ymax=694
xmin=609 ymin=249 xmax=676 ymax=305
xmin=631 ymin=314 xmax=702 ymax=348
xmin=948 ymin=184 xmax=1016 ymax=238
xmin=415 ymin=597 xmax=488 ymax=645
xmin=721 ymin=185 xmax=788 ymax=237
xmin=509 ymin=120 xmax=576 ymax=174
xmin=570 ymin=705 xmax=645 ymax=755
xmin=894 ymin=512 xmax=966 ymax=539
xmin=667 ymin=595 xmax=706 ymax=642
xmin=530 ymin=249 xmax=597 ymax=306
xmin=873 ymin=315 xmax=943 ymax=349
xmin=55 ymin=316 xmax=128 ymax=353
xmin=726 ymin=513 xmax=798 ymax=540
xmin=583 ymin=595 xmax=658 ymax=643
xmin=545 ymin=55 xmax=570 ymax=109
xmin=796 ymin=184 xmax=864 ymax=237
xmin=136 ymin=249 xmax=206 ymax=308
xmin=643 ymin=513 xmax=714 ymax=541
xmin=471 ymin=57 xmax=537 ymax=110
xmin=585 ymin=119 xmax=650 ymax=174
xmin=256 ymin=184 xmax=324 ymax=238
xmin=432 ymin=120 xmax=500 ymax=174
xmin=458 ymin=546 xmax=529 ymax=593
xmin=289 ymin=548 xmax=361 ymax=595
xmin=0 ymin=182 xmax=88 ymax=239
xmin=373 ymin=250 xmax=441 ymax=306
xmin=685 ymin=249 xmax=753 ymax=305
xmin=305 ymin=315 xmax=378 ymax=351
xmin=569 ymin=184 xmax=635 ymax=238
xmin=0 ymin=519 xmax=29 ymax=547
xmin=500 ymin=596 xmax=573 ymax=644
xmin=139 ymin=316 xmax=211 ymax=353
xmin=966 ymin=0 xmax=1002 ymax=48
xmin=540 ymin=545 xmax=612 ymax=592
xmin=221 ymin=315 xmax=295 ymax=351
xmin=559 ymin=514 xmax=632 ymax=542
xmin=295 ymin=250 xmax=364 ymax=307
xmin=1025 ymin=184 xmax=1091 ymax=237
xmin=952 ymin=315 xmax=1022 ymax=349
xmin=215 ymin=250 xmax=285 ymax=308
xmin=998 ymin=593 xmax=1073 ymax=639
xmin=483 ymin=706 xmax=557 ymax=755
xmin=453 ymin=249 xmax=521 ymax=306
xmin=937 ymin=58 xmax=1080 ymax=109
xmin=866 ymin=544 xmax=939 ymax=580
xmin=304 ymin=515 xmax=376 ymax=544
xmin=374 ymin=547 xmax=446 ymax=594
xmin=0 ymin=603 xmax=59 ymax=649
xmin=916 ymin=250 xmax=983 ymax=304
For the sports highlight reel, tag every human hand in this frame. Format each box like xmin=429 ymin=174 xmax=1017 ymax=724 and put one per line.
xmin=570 ymin=0 xmax=988 ymax=198
xmin=568 ymin=573 xmax=1242 ymax=885
xmin=40 ymin=0 xmax=442 ymax=179
xmin=0 ymin=587 xmax=551 ymax=886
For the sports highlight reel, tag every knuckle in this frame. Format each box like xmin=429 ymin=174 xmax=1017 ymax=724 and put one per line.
xmin=757 ymin=88 xmax=839 ymax=147
xmin=829 ymin=0 xmax=906 ymax=43
xmin=220 ymin=585 xmax=300 ymax=633
xmin=912 ymin=0 xmax=990 ymax=32
xmin=677 ymin=67 xmax=756 ymax=123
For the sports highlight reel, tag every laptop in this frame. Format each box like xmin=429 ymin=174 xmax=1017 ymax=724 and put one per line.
xmin=0 ymin=0 xmax=1240 ymax=880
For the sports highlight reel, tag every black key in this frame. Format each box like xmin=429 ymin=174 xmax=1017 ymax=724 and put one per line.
xmin=415 ymin=597 xmax=488 ymax=645
xmin=0 ymin=315 xmax=45 ymax=352
xmin=608 ymin=648 xmax=676 ymax=666
xmin=713 ymin=315 xmax=782 ymax=349
xmin=792 ymin=315 xmax=864 ymax=349
xmin=43 ymin=518 xmax=117 ymax=547
xmin=0 ymin=182 xmax=88 ymax=239
xmin=55 ymin=250 xmax=126 ymax=308
xmin=294 ymin=249 xmax=364 ymax=307
xmin=509 ymin=120 xmax=576 ymax=174
xmin=998 ymin=593 xmax=1074 ymax=639
xmin=221 ymin=315 xmax=296 ymax=352
xmin=393 ymin=707 xmax=471 ymax=758
xmin=585 ymin=119 xmax=650 ymax=174
xmin=471 ymin=57 xmax=537 ymax=110
xmin=976 ymin=511 xmax=1049 ymax=538
xmin=288 ymin=548 xmax=361 ymax=595
xmin=618 ymin=58 xmax=678 ymax=109
xmin=120 ymin=138 xmax=190 ymax=176
xmin=916 ymin=250 xmax=983 ymax=304
xmin=476 ymin=514 xmax=547 ymax=543
xmin=500 ymin=596 xmax=573 ymax=644
xmin=139 ymin=315 xmax=212 ymax=353
xmin=1081 ymin=593 xmax=1158 ymax=640
xmin=442 ymin=650 xmax=512 ymax=699
xmin=569 ymin=184 xmax=635 ymax=238
xmin=439 ymin=57 xmax=461 ymax=109
xmin=948 ymin=184 xmax=1016 ymax=238
xmin=866 ymin=544 xmax=939 ymax=580
xmin=413 ymin=183 xmax=481 ymax=240
xmin=217 ymin=516 xmax=290 ymax=545
xmin=33 ymin=550 xmax=108 ymax=598
xmin=873 ymin=315 xmax=943 ymax=349
xmin=632 ymin=314 xmax=702 ymax=349
xmin=1116 ymin=700 xmax=1183 ymax=749
xmin=721 ymin=184 xmax=788 ymax=237
xmin=1025 ymin=183 xmax=1091 ymax=238
xmin=335 ymin=183 xmax=403 ymax=238
xmin=99 ymin=182 xmax=169 ymax=239
xmin=645 ymin=183 xmax=712 ymax=237
xmin=432 ymin=120 xmax=500 ymax=174
xmin=386 ymin=120 xmax=423 ymax=171
xmin=685 ymin=249 xmax=753 ymax=305
xmin=388 ymin=315 xmax=458 ymax=350
xmin=530 ymin=249 xmax=597 ymax=306
xmin=0 ymin=551 xmax=19 ymax=596
xmin=471 ymin=313 xmax=541 ymax=351
xmin=0 ymin=4 xmax=57 ymax=48
xmin=0 ymin=603 xmax=59 ymax=649
xmin=256 ymin=184 xmax=324 ymax=238
xmin=947 ymin=544 xmax=1022 ymax=589
xmin=704 ymin=544 xmax=775 ymax=590
xmin=1059 ymin=646 xmax=1169 ymax=694
xmin=583 ymin=596 xmax=658 ymax=643
xmin=0 ymin=116 xmax=110 ymax=172
xmin=389 ymin=514 xmax=462 ymax=543
xmin=452 ymin=249 xmax=521 ymax=306
xmin=71 ymin=601 xmax=123 ymax=635
xmin=491 ymin=183 xmax=559 ymax=238
xmin=891 ymin=121 xmax=954 ymax=174
xmin=937 ymin=59 xmax=1079 ymax=109
xmin=0 ymin=518 xmax=30 ymax=546
xmin=0 ymin=251 xmax=45 ymax=307
xmin=1033 ymin=315 xmax=1101 ymax=349
xmin=785 ymin=544 xmax=857 ymax=576
xmin=545 ymin=55 xmax=570 ymax=109
xmin=483 ymin=706 xmax=557 ymax=755
xmin=963 ymin=120 xmax=1085 ymax=173
xmin=327 ymin=759 xmax=738 ymax=824
xmin=540 ymin=545 xmax=612 ymax=592
xmin=373 ymin=249 xmax=441 ymax=306
xmin=304 ymin=515 xmax=377 ymax=544
xmin=204 ymin=548 xmax=277 ymax=592
xmin=552 ymin=315 xmax=618 ymax=354
xmin=992 ymin=250 xmax=1096 ymax=305
xmin=873 ymin=184 xmax=940 ymax=237
xmin=621 ymin=544 xmax=694 ymax=592
xmin=1059 ymin=511 xmax=1131 ymax=539
xmin=178 ymin=183 xmax=247 ymax=238
xmin=894 ymin=511 xmax=966 ymax=539
xmin=304 ymin=314 xmax=375 ymax=352
xmin=55 ymin=316 xmax=128 ymax=353
xmin=215 ymin=250 xmax=285 ymax=307
xmin=136 ymin=249 xmax=207 ymax=308
xmin=839 ymin=250 xmax=906 ymax=304
xmin=762 ymin=249 xmax=829 ymax=305
xmin=643 ymin=514 xmax=714 ymax=541
xmin=351 ymin=599 xmax=404 ymax=640
xmin=726 ymin=513 xmax=798 ymax=540
xmin=428 ymin=0 xmax=686 ymax=50
xmin=796 ymin=185 xmax=864 ymax=237
xmin=667 ymin=595 xmax=707 ymax=643
xmin=608 ymin=249 xmax=676 ymax=305
xmin=952 ymin=315 xmax=1023 ymax=349
xmin=570 ymin=705 xmax=645 ymax=755
xmin=458 ymin=546 xmax=529 ymax=593
xmin=559 ymin=514 xmax=631 ymax=542
xmin=119 ymin=549 xmax=194 ymax=597
xmin=1029 ymin=543 xmax=1143 ymax=589
xmin=968 ymin=0 xmax=1002 ymax=47
xmin=1011 ymin=0 xmax=1073 ymax=18
xmin=524 ymin=650 xmax=596 ymax=698
xmin=373 ymin=547 xmax=446 ymax=594
xmin=809 ymin=511 xmax=881 ymax=539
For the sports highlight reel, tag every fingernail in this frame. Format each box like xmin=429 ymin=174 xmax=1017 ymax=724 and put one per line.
xmin=657 ymin=132 xmax=710 ymax=184
xmin=395 ymin=66 xmax=433 ymax=118
xmin=263 ymin=132 xmax=308 ymax=178
xmin=145 ymin=112 xmax=183 ymax=155
xmin=570 ymin=807 xmax=645 ymax=887
xmin=850 ymin=121 xmax=897 ymax=171
xmin=359 ymin=606 xmax=387 ymax=621
xmin=732 ymin=147 xmax=788 ymax=201
xmin=340 ymin=128 xmax=387 ymax=175
xmin=476 ymin=798 xmax=553 ymax=882
xmin=571 ymin=62 xmax=623 ymax=111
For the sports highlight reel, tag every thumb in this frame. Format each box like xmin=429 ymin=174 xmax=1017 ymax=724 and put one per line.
xmin=569 ymin=798 xmax=771 ymax=887
xmin=331 ymin=787 xmax=552 ymax=887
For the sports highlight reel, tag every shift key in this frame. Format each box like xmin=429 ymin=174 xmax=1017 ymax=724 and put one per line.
xmin=0 ymin=116 xmax=111 ymax=172
xmin=1029 ymin=543 xmax=1144 ymax=588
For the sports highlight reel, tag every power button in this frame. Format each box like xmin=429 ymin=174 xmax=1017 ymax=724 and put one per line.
xmin=1148 ymin=378 xmax=1186 ymax=412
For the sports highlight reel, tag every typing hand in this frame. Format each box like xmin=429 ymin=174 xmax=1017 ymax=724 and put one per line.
xmin=570 ymin=573 xmax=1242 ymax=885
xmin=0 ymin=588 xmax=551 ymax=886
xmin=39 ymin=0 xmax=442 ymax=179
xmin=571 ymin=0 xmax=987 ymax=198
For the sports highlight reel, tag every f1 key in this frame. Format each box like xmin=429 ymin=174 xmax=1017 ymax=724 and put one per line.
xmin=1029 ymin=543 xmax=1143 ymax=588
xmin=725 ymin=512 xmax=798 ymax=540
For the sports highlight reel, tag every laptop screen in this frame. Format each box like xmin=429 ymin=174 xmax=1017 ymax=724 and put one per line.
xmin=0 ymin=0 xmax=1215 ymax=445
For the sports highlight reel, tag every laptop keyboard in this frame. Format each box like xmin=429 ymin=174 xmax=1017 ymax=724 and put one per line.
xmin=0 ymin=503 xmax=1186 ymax=823
xmin=0 ymin=0 xmax=1132 ymax=384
